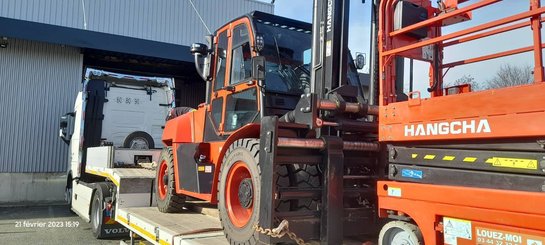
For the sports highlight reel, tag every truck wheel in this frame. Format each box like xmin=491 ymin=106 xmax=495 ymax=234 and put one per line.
xmin=218 ymin=139 xmax=296 ymax=245
xmin=123 ymin=131 xmax=155 ymax=149
xmin=65 ymin=176 xmax=74 ymax=214
xmin=156 ymin=147 xmax=186 ymax=212
xmin=91 ymin=184 xmax=110 ymax=239
xmin=91 ymin=183 xmax=129 ymax=239
xmin=379 ymin=221 xmax=423 ymax=245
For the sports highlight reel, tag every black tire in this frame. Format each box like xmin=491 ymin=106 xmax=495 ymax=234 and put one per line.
xmin=156 ymin=147 xmax=186 ymax=213
xmin=123 ymin=131 xmax=155 ymax=149
xmin=65 ymin=174 xmax=74 ymax=213
xmin=218 ymin=139 xmax=261 ymax=245
xmin=91 ymin=184 xmax=111 ymax=239
xmin=90 ymin=183 xmax=129 ymax=239
xmin=378 ymin=221 xmax=423 ymax=245
xmin=218 ymin=139 xmax=296 ymax=245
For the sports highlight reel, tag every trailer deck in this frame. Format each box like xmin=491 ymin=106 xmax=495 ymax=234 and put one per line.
xmin=116 ymin=206 xmax=227 ymax=245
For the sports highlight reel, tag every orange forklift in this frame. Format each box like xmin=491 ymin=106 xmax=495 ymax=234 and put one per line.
xmin=157 ymin=3 xmax=381 ymax=244
xmin=374 ymin=0 xmax=545 ymax=244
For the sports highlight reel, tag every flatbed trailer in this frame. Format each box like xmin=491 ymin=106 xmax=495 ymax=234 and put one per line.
xmin=116 ymin=207 xmax=226 ymax=245
xmin=84 ymin=153 xmax=228 ymax=245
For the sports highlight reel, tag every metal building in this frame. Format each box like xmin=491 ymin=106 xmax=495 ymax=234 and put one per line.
xmin=0 ymin=0 xmax=273 ymax=204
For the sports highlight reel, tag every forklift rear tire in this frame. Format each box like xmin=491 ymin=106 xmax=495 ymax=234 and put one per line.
xmin=156 ymin=147 xmax=186 ymax=213
xmin=218 ymin=139 xmax=262 ymax=245
xmin=378 ymin=221 xmax=423 ymax=245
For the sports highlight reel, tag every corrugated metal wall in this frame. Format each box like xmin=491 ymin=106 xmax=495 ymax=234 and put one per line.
xmin=0 ymin=0 xmax=274 ymax=45
xmin=0 ymin=39 xmax=83 ymax=172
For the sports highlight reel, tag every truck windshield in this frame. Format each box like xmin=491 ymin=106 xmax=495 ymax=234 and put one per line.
xmin=255 ymin=20 xmax=363 ymax=97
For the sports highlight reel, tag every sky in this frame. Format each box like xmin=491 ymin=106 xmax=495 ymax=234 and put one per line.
xmin=272 ymin=0 xmax=373 ymax=72
xmin=266 ymin=0 xmax=540 ymax=96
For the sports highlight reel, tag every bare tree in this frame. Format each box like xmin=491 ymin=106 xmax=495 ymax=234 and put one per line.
xmin=446 ymin=74 xmax=481 ymax=91
xmin=487 ymin=64 xmax=533 ymax=89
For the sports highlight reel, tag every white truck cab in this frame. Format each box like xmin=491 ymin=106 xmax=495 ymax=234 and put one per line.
xmin=59 ymin=69 xmax=175 ymax=238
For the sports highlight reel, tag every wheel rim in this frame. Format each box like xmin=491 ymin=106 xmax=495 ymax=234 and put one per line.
xmin=225 ymin=161 xmax=254 ymax=228
xmin=157 ymin=160 xmax=168 ymax=200
xmin=388 ymin=228 xmax=416 ymax=245
xmin=130 ymin=137 xmax=149 ymax=149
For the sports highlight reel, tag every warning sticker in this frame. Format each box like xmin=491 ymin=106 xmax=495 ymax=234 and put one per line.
xmin=485 ymin=157 xmax=538 ymax=170
xmin=387 ymin=187 xmax=402 ymax=197
xmin=476 ymin=227 xmax=544 ymax=245
xmin=444 ymin=217 xmax=472 ymax=245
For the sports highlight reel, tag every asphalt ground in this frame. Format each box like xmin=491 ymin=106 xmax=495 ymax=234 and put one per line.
xmin=0 ymin=205 xmax=119 ymax=245
xmin=0 ymin=204 xmax=377 ymax=245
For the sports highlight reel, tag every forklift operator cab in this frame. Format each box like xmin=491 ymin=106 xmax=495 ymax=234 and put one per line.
xmin=187 ymin=11 xmax=367 ymax=138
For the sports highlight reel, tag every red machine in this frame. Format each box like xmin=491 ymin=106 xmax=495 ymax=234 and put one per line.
xmin=157 ymin=6 xmax=380 ymax=244
xmin=375 ymin=0 xmax=545 ymax=244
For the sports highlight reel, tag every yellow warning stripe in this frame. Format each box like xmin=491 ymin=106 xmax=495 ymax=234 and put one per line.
xmin=424 ymin=155 xmax=436 ymax=160
xmin=410 ymin=153 xmax=540 ymax=171
xmin=442 ymin=156 xmax=455 ymax=161
xmin=485 ymin=157 xmax=538 ymax=170
xmin=116 ymin=215 xmax=170 ymax=245
xmin=463 ymin=157 xmax=477 ymax=163
xmin=85 ymin=169 xmax=120 ymax=186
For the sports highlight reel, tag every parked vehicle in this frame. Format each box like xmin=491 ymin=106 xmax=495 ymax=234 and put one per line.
xmin=59 ymin=69 xmax=175 ymax=238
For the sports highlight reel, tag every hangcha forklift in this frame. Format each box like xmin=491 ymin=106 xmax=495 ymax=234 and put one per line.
xmin=375 ymin=0 xmax=545 ymax=244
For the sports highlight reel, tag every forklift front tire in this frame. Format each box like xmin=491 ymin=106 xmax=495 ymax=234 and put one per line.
xmin=378 ymin=220 xmax=423 ymax=245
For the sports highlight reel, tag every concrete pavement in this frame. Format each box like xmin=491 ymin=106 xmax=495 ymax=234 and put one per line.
xmin=0 ymin=205 xmax=118 ymax=245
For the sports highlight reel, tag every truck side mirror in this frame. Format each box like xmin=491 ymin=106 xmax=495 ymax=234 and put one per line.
xmin=59 ymin=112 xmax=74 ymax=144
xmin=252 ymin=56 xmax=266 ymax=82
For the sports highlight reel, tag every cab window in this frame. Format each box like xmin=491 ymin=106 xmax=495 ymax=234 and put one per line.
xmin=214 ymin=31 xmax=228 ymax=90
xmin=224 ymin=88 xmax=257 ymax=132
xmin=230 ymin=24 xmax=252 ymax=84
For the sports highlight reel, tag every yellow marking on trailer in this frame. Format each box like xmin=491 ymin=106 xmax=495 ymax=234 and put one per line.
xmin=198 ymin=166 xmax=205 ymax=172
xmin=117 ymin=215 xmax=128 ymax=225
xmin=85 ymin=169 xmax=120 ymax=186
xmin=424 ymin=155 xmax=436 ymax=160
xmin=411 ymin=154 xmax=418 ymax=159
xmin=442 ymin=156 xmax=455 ymax=161
xmin=117 ymin=215 xmax=170 ymax=245
xmin=485 ymin=157 xmax=538 ymax=170
xmin=463 ymin=157 xmax=477 ymax=163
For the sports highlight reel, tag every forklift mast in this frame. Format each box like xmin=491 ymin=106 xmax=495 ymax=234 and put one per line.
xmin=258 ymin=0 xmax=382 ymax=244
xmin=310 ymin=0 xmax=350 ymax=99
